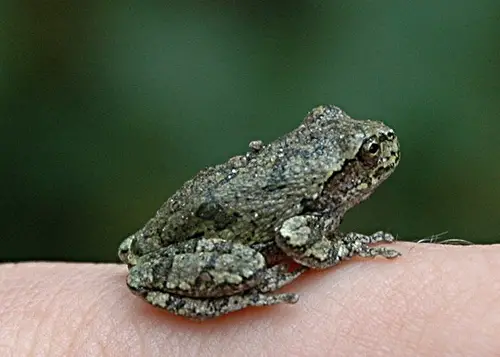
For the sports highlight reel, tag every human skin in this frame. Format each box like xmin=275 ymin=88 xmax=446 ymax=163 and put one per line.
xmin=0 ymin=242 xmax=498 ymax=357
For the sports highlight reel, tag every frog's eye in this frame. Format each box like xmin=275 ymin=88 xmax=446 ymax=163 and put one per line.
xmin=359 ymin=137 xmax=381 ymax=163
xmin=367 ymin=142 xmax=380 ymax=154
xmin=385 ymin=130 xmax=395 ymax=141
xmin=362 ymin=137 xmax=380 ymax=156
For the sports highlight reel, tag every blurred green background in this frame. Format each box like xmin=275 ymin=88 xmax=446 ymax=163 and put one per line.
xmin=1 ymin=1 xmax=499 ymax=262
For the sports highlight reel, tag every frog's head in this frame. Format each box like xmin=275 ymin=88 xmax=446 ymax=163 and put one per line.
xmin=304 ymin=105 xmax=400 ymax=210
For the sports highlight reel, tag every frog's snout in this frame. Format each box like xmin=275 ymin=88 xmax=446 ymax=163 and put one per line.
xmin=118 ymin=235 xmax=135 ymax=265
xmin=380 ymin=129 xmax=400 ymax=169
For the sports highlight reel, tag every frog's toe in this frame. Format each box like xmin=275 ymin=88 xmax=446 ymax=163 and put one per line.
xmin=367 ymin=231 xmax=396 ymax=243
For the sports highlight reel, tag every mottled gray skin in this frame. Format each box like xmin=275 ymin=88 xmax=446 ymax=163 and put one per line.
xmin=119 ymin=105 xmax=401 ymax=320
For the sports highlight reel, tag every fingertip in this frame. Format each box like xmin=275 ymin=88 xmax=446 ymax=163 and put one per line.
xmin=1 ymin=243 xmax=499 ymax=356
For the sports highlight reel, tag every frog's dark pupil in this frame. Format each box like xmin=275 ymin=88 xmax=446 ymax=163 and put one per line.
xmin=368 ymin=142 xmax=379 ymax=154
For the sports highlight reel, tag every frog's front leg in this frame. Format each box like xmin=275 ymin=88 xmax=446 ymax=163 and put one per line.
xmin=126 ymin=237 xmax=305 ymax=319
xmin=276 ymin=215 xmax=401 ymax=269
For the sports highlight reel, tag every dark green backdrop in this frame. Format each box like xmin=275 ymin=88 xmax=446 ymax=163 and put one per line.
xmin=2 ymin=1 xmax=499 ymax=262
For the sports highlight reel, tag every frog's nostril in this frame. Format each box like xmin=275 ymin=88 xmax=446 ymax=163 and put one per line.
xmin=392 ymin=151 xmax=400 ymax=163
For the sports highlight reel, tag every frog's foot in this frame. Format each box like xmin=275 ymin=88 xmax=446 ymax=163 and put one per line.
xmin=140 ymin=290 xmax=299 ymax=320
xmin=257 ymin=263 xmax=307 ymax=293
xmin=276 ymin=215 xmax=401 ymax=269
xmin=340 ymin=231 xmax=401 ymax=259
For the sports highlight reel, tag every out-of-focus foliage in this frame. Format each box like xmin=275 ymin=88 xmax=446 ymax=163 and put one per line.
xmin=1 ymin=1 xmax=499 ymax=262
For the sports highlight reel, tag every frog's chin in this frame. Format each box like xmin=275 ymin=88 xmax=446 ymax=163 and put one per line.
xmin=366 ymin=163 xmax=397 ymax=194
xmin=352 ymin=172 xmax=392 ymax=205
xmin=346 ymin=190 xmax=375 ymax=210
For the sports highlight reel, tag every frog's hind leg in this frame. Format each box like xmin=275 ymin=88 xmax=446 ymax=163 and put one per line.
xmin=142 ymin=290 xmax=299 ymax=320
xmin=275 ymin=215 xmax=401 ymax=269
xmin=126 ymin=237 xmax=307 ymax=319
xmin=140 ymin=263 xmax=305 ymax=319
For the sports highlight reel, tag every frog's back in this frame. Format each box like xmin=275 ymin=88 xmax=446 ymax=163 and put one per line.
xmin=158 ymin=116 xmax=352 ymax=246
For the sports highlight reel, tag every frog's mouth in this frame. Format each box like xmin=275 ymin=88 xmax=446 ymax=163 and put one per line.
xmin=372 ymin=152 xmax=400 ymax=181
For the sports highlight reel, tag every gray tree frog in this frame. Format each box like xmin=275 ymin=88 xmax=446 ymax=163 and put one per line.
xmin=118 ymin=105 xmax=401 ymax=320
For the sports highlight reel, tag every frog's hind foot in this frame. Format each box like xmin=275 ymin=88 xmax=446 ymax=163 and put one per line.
xmin=143 ymin=290 xmax=299 ymax=320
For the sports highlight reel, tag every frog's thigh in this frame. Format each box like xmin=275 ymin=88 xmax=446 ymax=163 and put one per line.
xmin=143 ymin=290 xmax=299 ymax=320
xmin=276 ymin=215 xmax=401 ymax=269
xmin=128 ymin=237 xmax=273 ymax=298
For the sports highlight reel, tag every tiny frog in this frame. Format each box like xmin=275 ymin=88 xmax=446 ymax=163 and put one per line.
xmin=118 ymin=105 xmax=401 ymax=319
